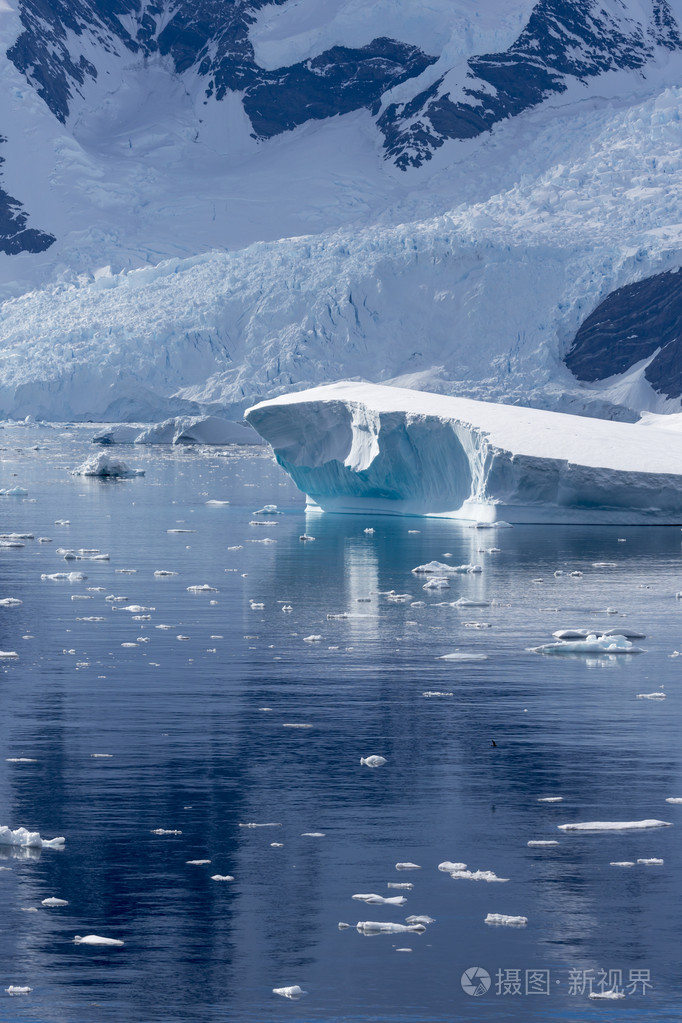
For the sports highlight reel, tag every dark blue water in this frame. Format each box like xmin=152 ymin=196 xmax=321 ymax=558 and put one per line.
xmin=1 ymin=423 xmax=681 ymax=1023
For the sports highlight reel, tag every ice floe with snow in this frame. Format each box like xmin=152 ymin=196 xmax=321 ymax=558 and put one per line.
xmin=352 ymin=894 xmax=407 ymax=906
xmin=74 ymin=935 xmax=124 ymax=946
xmin=246 ymin=382 xmax=682 ymax=524
xmin=273 ymin=985 xmax=307 ymax=999
xmin=0 ymin=827 xmax=64 ymax=849
xmin=531 ymin=634 xmax=643 ymax=655
xmin=558 ymin=820 xmax=671 ymax=832
xmin=485 ymin=914 xmax=527 ymax=927
xmin=360 ymin=755 xmax=386 ymax=767
xmin=356 ymin=921 xmax=426 ymax=935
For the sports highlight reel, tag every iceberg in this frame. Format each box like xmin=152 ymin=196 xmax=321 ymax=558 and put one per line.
xmin=0 ymin=826 xmax=65 ymax=849
xmin=246 ymin=382 xmax=682 ymax=524
xmin=72 ymin=453 xmax=144 ymax=478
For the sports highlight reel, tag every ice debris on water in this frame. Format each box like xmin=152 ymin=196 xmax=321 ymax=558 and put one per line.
xmin=438 ymin=861 xmax=467 ymax=872
xmin=637 ymin=692 xmax=666 ymax=699
xmin=558 ymin=820 xmax=671 ymax=832
xmin=637 ymin=858 xmax=664 ymax=865
xmin=412 ymin=561 xmax=481 ymax=575
xmin=405 ymin=915 xmax=434 ymax=925
xmin=423 ymin=577 xmax=450 ymax=590
xmin=186 ymin=584 xmax=218 ymax=593
xmin=665 ymin=797 xmax=682 ymax=804
xmin=352 ymin=894 xmax=407 ymax=906
xmin=610 ymin=861 xmax=635 ymax=867
xmin=589 ymin=990 xmax=625 ymax=1000
xmin=74 ymin=935 xmax=124 ymax=946
xmin=387 ymin=882 xmax=413 ymax=889
xmin=41 ymin=572 xmax=86 ymax=582
xmin=273 ymin=986 xmax=307 ymax=999
xmin=395 ymin=862 xmax=421 ymax=870
xmin=186 ymin=860 xmax=211 ymax=865
xmin=450 ymin=869 xmax=509 ymax=882
xmin=531 ymin=634 xmax=643 ymax=655
xmin=0 ymin=827 xmax=64 ymax=849
xmin=538 ymin=797 xmax=563 ymax=803
xmin=211 ymin=874 xmax=235 ymax=881
xmin=356 ymin=921 xmax=426 ymax=935
xmin=360 ymin=755 xmax=386 ymax=767
xmin=485 ymin=914 xmax=527 ymax=927
xmin=0 ymin=651 xmax=18 ymax=659
xmin=437 ymin=652 xmax=488 ymax=661
xmin=527 ymin=841 xmax=560 ymax=847
xmin=0 ymin=598 xmax=22 ymax=606
xmin=154 ymin=570 xmax=177 ymax=576
xmin=72 ymin=453 xmax=144 ymax=477
xmin=42 ymin=897 xmax=68 ymax=907
xmin=6 ymin=986 xmax=32 ymax=995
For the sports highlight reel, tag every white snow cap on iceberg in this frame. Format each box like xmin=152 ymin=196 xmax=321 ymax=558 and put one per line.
xmin=72 ymin=453 xmax=143 ymax=478
xmin=246 ymin=382 xmax=682 ymax=524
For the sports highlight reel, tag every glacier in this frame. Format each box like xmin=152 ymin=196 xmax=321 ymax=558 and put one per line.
xmin=245 ymin=382 xmax=682 ymax=523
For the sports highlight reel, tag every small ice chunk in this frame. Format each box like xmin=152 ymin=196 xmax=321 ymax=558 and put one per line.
xmin=532 ymin=634 xmax=643 ymax=655
xmin=395 ymin=862 xmax=421 ymax=870
xmin=356 ymin=921 xmax=426 ymax=934
xmin=6 ymin=986 xmax=32 ymax=995
xmin=610 ymin=861 xmax=635 ymax=867
xmin=273 ymin=985 xmax=307 ymax=999
xmin=558 ymin=820 xmax=671 ymax=832
xmin=303 ymin=635 xmax=322 ymax=642
xmin=301 ymin=832 xmax=325 ymax=838
xmin=238 ymin=822 xmax=281 ymax=828
xmin=637 ymin=858 xmax=663 ymax=865
xmin=451 ymin=597 xmax=491 ymax=608
xmin=0 ymin=598 xmax=22 ymax=606
xmin=422 ymin=691 xmax=454 ymax=697
xmin=41 ymin=572 xmax=86 ymax=582
xmin=665 ymin=797 xmax=682 ymax=804
xmin=74 ymin=935 xmax=124 ymax=946
xmin=41 ymin=897 xmax=68 ymax=907
xmin=360 ymin=755 xmax=386 ymax=768
xmin=592 ymin=562 xmax=617 ymax=568
xmin=637 ymin=692 xmax=666 ymax=699
xmin=352 ymin=894 xmax=407 ymax=906
xmin=6 ymin=758 xmax=37 ymax=763
xmin=0 ymin=826 xmax=64 ymax=849
xmin=186 ymin=584 xmax=218 ymax=593
xmin=422 ymin=577 xmax=450 ymax=590
xmin=206 ymin=500 xmax=230 ymax=506
xmin=299 ymin=534 xmax=315 ymax=541
xmin=72 ymin=454 xmax=143 ymax=478
xmin=210 ymin=874 xmax=235 ymax=881
xmin=437 ymin=652 xmax=488 ymax=661
xmin=405 ymin=915 xmax=434 ymax=925
xmin=118 ymin=605 xmax=155 ymax=613
xmin=589 ymin=991 xmax=624 ymax=1000
xmin=150 ymin=829 xmax=182 ymax=835
xmin=484 ymin=914 xmax=527 ymax=927
xmin=0 ymin=651 xmax=18 ymax=659
xmin=537 ymin=797 xmax=563 ymax=803
xmin=450 ymin=869 xmax=508 ymax=882
xmin=1 ymin=486 xmax=28 ymax=496
xmin=438 ymin=861 xmax=467 ymax=872
xmin=186 ymin=860 xmax=211 ymax=865
xmin=387 ymin=882 xmax=413 ymax=889
xmin=412 ymin=562 xmax=481 ymax=575
xmin=527 ymin=841 xmax=560 ymax=847
xmin=154 ymin=570 xmax=177 ymax=576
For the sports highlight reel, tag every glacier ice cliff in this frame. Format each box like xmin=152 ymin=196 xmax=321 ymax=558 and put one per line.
xmin=246 ymin=382 xmax=682 ymax=524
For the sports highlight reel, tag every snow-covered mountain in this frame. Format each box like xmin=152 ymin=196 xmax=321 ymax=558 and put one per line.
xmin=2 ymin=0 xmax=682 ymax=421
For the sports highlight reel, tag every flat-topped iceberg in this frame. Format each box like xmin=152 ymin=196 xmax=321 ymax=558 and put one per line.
xmin=246 ymin=382 xmax=682 ymax=524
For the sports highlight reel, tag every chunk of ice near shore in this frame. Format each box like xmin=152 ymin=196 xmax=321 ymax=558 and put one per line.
xmin=245 ymin=382 xmax=682 ymax=524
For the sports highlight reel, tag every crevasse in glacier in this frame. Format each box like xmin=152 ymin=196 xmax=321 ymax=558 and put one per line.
xmin=245 ymin=382 xmax=682 ymax=524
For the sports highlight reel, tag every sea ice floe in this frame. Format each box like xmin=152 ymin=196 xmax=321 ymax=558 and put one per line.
xmin=531 ymin=634 xmax=643 ymax=655
xmin=437 ymin=652 xmax=488 ymax=661
xmin=301 ymin=832 xmax=325 ymax=837
xmin=42 ymin=897 xmax=68 ymax=906
xmin=0 ymin=651 xmax=18 ymax=659
xmin=238 ymin=822 xmax=281 ymax=828
xmin=272 ymin=986 xmax=307 ymax=999
xmin=41 ymin=572 xmax=86 ymax=582
xmin=210 ymin=874 xmax=235 ymax=881
xmin=303 ymin=635 xmax=322 ymax=642
xmin=450 ymin=869 xmax=509 ymax=882
xmin=6 ymin=758 xmax=37 ymax=763
xmin=484 ymin=914 xmax=527 ymax=927
xmin=395 ymin=862 xmax=421 ymax=870
xmin=206 ymin=500 xmax=230 ymax=506
xmin=450 ymin=597 xmax=491 ymax=608
xmin=72 ymin=453 xmax=144 ymax=477
xmin=356 ymin=921 xmax=426 ymax=934
xmin=558 ymin=820 xmax=671 ymax=832
xmin=154 ymin=570 xmax=177 ymax=576
xmin=538 ymin=797 xmax=563 ymax=803
xmin=352 ymin=894 xmax=407 ymax=906
xmin=0 ymin=598 xmax=22 ymax=606
xmin=405 ymin=915 xmax=434 ymax=925
xmin=0 ymin=827 xmax=64 ymax=849
xmin=610 ymin=861 xmax=635 ymax=867
xmin=438 ymin=861 xmax=467 ymax=872
xmin=0 ymin=486 xmax=28 ymax=496
xmin=637 ymin=692 xmax=666 ymax=699
xmin=665 ymin=797 xmax=682 ymax=804
xmin=412 ymin=561 xmax=481 ymax=575
xmin=637 ymin=858 xmax=664 ymax=865
xmin=527 ymin=841 xmax=560 ymax=847
xmin=360 ymin=755 xmax=386 ymax=767
xmin=422 ymin=691 xmax=454 ymax=697
xmin=74 ymin=935 xmax=124 ymax=946
xmin=423 ymin=577 xmax=450 ymax=590
xmin=150 ymin=829 xmax=182 ymax=835
xmin=6 ymin=986 xmax=32 ymax=995
xmin=186 ymin=860 xmax=211 ymax=865
xmin=118 ymin=605 xmax=155 ymax=613
xmin=589 ymin=991 xmax=625 ymax=1000
xmin=186 ymin=584 xmax=218 ymax=593
xmin=552 ymin=627 xmax=645 ymax=640
xmin=387 ymin=883 xmax=413 ymax=889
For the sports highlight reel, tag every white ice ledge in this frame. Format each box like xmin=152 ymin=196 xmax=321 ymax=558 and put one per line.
xmin=246 ymin=382 xmax=682 ymax=525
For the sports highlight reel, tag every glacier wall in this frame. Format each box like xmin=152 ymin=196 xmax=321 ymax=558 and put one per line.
xmin=246 ymin=382 xmax=682 ymax=524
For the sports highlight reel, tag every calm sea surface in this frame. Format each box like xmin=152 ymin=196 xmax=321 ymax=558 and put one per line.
xmin=0 ymin=423 xmax=681 ymax=1023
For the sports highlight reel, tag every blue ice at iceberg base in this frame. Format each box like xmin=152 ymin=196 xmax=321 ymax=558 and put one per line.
xmin=246 ymin=382 xmax=682 ymax=525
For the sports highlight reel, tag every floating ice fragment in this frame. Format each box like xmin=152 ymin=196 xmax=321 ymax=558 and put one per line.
xmin=395 ymin=862 xmax=421 ymax=870
xmin=527 ymin=840 xmax=560 ymax=847
xmin=210 ymin=874 xmax=234 ymax=881
xmin=154 ymin=570 xmax=177 ymax=576
xmin=0 ymin=486 xmax=28 ymax=496
xmin=74 ymin=935 xmax=124 ymax=946
xmin=206 ymin=500 xmax=230 ymax=506
xmin=118 ymin=605 xmax=155 ymax=613
xmin=422 ymin=691 xmax=454 ymax=697
xmin=413 ymin=561 xmax=481 ymax=575
xmin=405 ymin=915 xmax=434 ymax=925
xmin=610 ymin=861 xmax=635 ymax=867
xmin=438 ymin=861 xmax=467 ymax=872
xmin=450 ymin=869 xmax=508 ymax=882
xmin=485 ymin=914 xmax=527 ymax=927
xmin=364 ymin=527 xmax=375 ymax=534
xmin=6 ymin=758 xmax=37 ymax=763
xmin=238 ymin=822 xmax=281 ymax=828
xmin=665 ymin=797 xmax=682 ymax=804
xmin=299 ymin=534 xmax=315 ymax=541
xmin=423 ymin=577 xmax=450 ymax=590
xmin=589 ymin=991 xmax=624 ymax=1000
xmin=532 ymin=634 xmax=643 ymax=655
xmin=54 ymin=520 xmax=69 ymax=525
xmin=167 ymin=529 xmax=195 ymax=534
xmin=450 ymin=597 xmax=491 ymax=608
xmin=0 ymin=651 xmax=18 ymax=659
xmin=73 ymin=454 xmax=143 ymax=478
xmin=301 ymin=832 xmax=325 ymax=838
xmin=150 ymin=829 xmax=182 ymax=836
xmin=592 ymin=562 xmax=617 ymax=568
xmin=0 ymin=540 xmax=24 ymax=548
xmin=282 ymin=723 xmax=313 ymax=728
xmin=352 ymin=894 xmax=406 ymax=906
xmin=360 ymin=755 xmax=386 ymax=768
xmin=558 ymin=820 xmax=671 ymax=832
xmin=91 ymin=754 xmax=112 ymax=758
xmin=538 ymin=797 xmax=563 ymax=803
xmin=6 ymin=986 xmax=32 ymax=995
xmin=387 ymin=882 xmax=413 ymax=889
xmin=0 ymin=598 xmax=22 ymax=606
xmin=356 ymin=921 xmax=425 ymax=935
xmin=637 ymin=858 xmax=663 ymax=865
xmin=187 ymin=584 xmax=218 ymax=593
xmin=41 ymin=572 xmax=86 ymax=582
xmin=437 ymin=652 xmax=488 ymax=661
xmin=186 ymin=860 xmax=211 ymax=865
xmin=637 ymin=692 xmax=666 ymax=699
xmin=273 ymin=985 xmax=307 ymax=999
xmin=0 ymin=827 xmax=64 ymax=849
xmin=270 ymin=842 xmax=283 ymax=848
xmin=303 ymin=635 xmax=322 ymax=642
xmin=42 ymin=897 xmax=68 ymax=907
